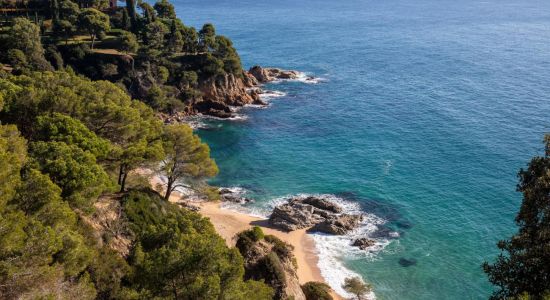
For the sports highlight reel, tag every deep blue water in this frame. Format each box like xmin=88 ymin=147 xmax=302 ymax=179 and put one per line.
xmin=173 ymin=0 xmax=550 ymax=298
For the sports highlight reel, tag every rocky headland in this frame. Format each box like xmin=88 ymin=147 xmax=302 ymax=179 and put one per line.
xmin=160 ymin=66 xmax=314 ymax=122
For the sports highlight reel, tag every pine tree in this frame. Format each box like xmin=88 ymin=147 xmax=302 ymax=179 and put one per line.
xmin=483 ymin=135 xmax=550 ymax=299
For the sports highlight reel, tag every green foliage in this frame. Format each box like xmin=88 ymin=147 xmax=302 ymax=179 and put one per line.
xmin=0 ymin=71 xmax=164 ymax=192
xmin=159 ymin=123 xmax=218 ymax=200
xmin=199 ymin=53 xmax=225 ymax=78
xmin=30 ymin=141 xmax=111 ymax=208
xmin=0 ymin=124 xmax=27 ymax=211
xmin=262 ymin=251 xmax=287 ymax=288
xmin=214 ymin=35 xmax=242 ymax=75
xmin=59 ymin=0 xmax=80 ymax=23
xmin=154 ymin=0 xmax=176 ymax=19
xmin=7 ymin=49 xmax=29 ymax=72
xmin=123 ymin=190 xmax=272 ymax=299
xmin=302 ymin=281 xmax=333 ymax=300
xmin=35 ymin=113 xmax=111 ymax=159
xmin=167 ymin=19 xmax=184 ymax=53
xmin=6 ymin=18 xmax=52 ymax=71
xmin=265 ymin=234 xmax=294 ymax=259
xmin=88 ymin=247 xmax=131 ymax=299
xmin=342 ymin=277 xmax=371 ymax=300
xmin=199 ymin=23 xmax=216 ymax=52
xmin=11 ymin=168 xmax=63 ymax=215
xmin=236 ymin=226 xmax=265 ymax=254
xmin=143 ymin=20 xmax=168 ymax=50
xmin=138 ymin=1 xmax=157 ymax=24
xmin=119 ymin=30 xmax=139 ymax=53
xmin=78 ymin=8 xmax=111 ymax=49
xmin=483 ymin=135 xmax=550 ymax=299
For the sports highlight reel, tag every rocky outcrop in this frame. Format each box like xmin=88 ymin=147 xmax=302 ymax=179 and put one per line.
xmin=248 ymin=65 xmax=301 ymax=83
xmin=302 ymin=196 xmax=342 ymax=213
xmin=268 ymin=196 xmax=363 ymax=234
xmin=309 ymin=214 xmax=363 ymax=235
xmin=352 ymin=238 xmax=376 ymax=250
xmin=269 ymin=201 xmax=327 ymax=231
xmin=192 ymin=72 xmax=266 ymax=118
xmin=237 ymin=229 xmax=306 ymax=300
xmin=219 ymin=188 xmax=254 ymax=204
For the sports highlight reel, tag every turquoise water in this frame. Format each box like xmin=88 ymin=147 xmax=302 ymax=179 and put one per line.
xmin=174 ymin=0 xmax=550 ymax=298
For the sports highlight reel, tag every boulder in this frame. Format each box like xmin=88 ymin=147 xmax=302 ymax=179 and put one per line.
xmin=248 ymin=66 xmax=301 ymax=83
xmin=352 ymin=238 xmax=376 ymax=250
xmin=309 ymin=214 xmax=363 ymax=235
xmin=269 ymin=202 xmax=325 ymax=231
xmin=248 ymin=65 xmax=273 ymax=83
xmin=268 ymin=196 xmax=363 ymax=234
xmin=219 ymin=188 xmax=254 ymax=204
xmin=301 ymin=196 xmax=343 ymax=213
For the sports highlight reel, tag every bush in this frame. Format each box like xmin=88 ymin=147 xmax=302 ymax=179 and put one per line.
xmin=262 ymin=252 xmax=286 ymax=286
xmin=302 ymin=281 xmax=333 ymax=300
xmin=236 ymin=226 xmax=265 ymax=254
xmin=265 ymin=234 xmax=294 ymax=258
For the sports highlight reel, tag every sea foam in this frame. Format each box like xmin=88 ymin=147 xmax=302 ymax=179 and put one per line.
xmin=218 ymin=190 xmax=394 ymax=299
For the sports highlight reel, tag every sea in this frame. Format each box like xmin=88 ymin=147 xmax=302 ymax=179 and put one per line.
xmin=173 ymin=0 xmax=550 ymax=298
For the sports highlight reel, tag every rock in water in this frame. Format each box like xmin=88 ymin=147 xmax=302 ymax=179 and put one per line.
xmin=301 ymin=196 xmax=343 ymax=213
xmin=398 ymin=258 xmax=417 ymax=267
xmin=309 ymin=214 xmax=363 ymax=235
xmin=268 ymin=196 xmax=363 ymax=234
xmin=248 ymin=65 xmax=301 ymax=83
xmin=352 ymin=238 xmax=376 ymax=250
xmin=269 ymin=202 xmax=326 ymax=231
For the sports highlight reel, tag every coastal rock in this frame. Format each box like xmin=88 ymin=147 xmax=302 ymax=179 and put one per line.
xmin=236 ymin=230 xmax=306 ymax=300
xmin=199 ymin=73 xmax=261 ymax=106
xmin=219 ymin=188 xmax=254 ymax=204
xmin=309 ymin=214 xmax=363 ymax=235
xmin=301 ymin=196 xmax=343 ymax=213
xmin=192 ymin=72 xmax=266 ymax=117
xmin=269 ymin=202 xmax=325 ymax=231
xmin=248 ymin=65 xmax=301 ymax=83
xmin=268 ymin=196 xmax=363 ymax=234
xmin=352 ymin=238 xmax=376 ymax=250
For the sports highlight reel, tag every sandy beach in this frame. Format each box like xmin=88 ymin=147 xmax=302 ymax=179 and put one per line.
xmin=146 ymin=172 xmax=343 ymax=299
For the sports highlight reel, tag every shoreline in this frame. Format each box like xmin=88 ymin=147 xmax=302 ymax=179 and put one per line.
xmin=147 ymin=173 xmax=343 ymax=299
xmin=197 ymin=202 xmax=344 ymax=300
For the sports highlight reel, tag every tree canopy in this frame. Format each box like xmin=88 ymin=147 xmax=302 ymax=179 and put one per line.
xmin=483 ymin=135 xmax=550 ymax=299
xmin=77 ymin=8 xmax=110 ymax=49
xmin=159 ymin=123 xmax=218 ymax=200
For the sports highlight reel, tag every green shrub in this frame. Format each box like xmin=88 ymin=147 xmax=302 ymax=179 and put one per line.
xmin=302 ymin=281 xmax=333 ymax=300
xmin=265 ymin=234 xmax=294 ymax=258
xmin=263 ymin=252 xmax=286 ymax=286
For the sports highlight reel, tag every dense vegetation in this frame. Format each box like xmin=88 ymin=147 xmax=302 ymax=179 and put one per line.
xmin=0 ymin=1 xmax=275 ymax=299
xmin=0 ymin=0 xmax=244 ymax=115
xmin=483 ymin=135 xmax=550 ymax=300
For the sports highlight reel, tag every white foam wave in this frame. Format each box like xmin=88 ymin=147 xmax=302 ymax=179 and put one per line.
xmin=218 ymin=191 xmax=396 ymax=299
xmin=265 ymin=193 xmax=392 ymax=299
xmin=260 ymin=90 xmax=287 ymax=101
xmin=270 ymin=72 xmax=326 ymax=84
xmin=198 ymin=112 xmax=249 ymax=122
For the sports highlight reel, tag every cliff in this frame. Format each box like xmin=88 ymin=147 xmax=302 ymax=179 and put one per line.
xmin=190 ymin=72 xmax=264 ymax=118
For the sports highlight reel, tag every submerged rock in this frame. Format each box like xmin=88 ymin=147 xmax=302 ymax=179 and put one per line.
xmin=398 ymin=258 xmax=417 ymax=267
xmin=352 ymin=238 xmax=376 ymax=250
